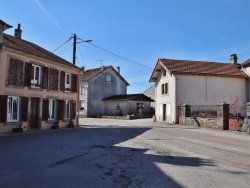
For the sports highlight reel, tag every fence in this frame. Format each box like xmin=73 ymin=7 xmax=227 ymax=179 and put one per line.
xmin=190 ymin=105 xmax=217 ymax=118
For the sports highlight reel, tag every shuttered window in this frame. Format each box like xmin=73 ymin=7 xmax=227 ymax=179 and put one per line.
xmin=57 ymin=99 xmax=64 ymax=120
xmin=49 ymin=68 xmax=59 ymax=91
xmin=42 ymin=98 xmax=49 ymax=121
xmin=0 ymin=95 xmax=7 ymax=123
xmin=71 ymin=100 xmax=76 ymax=119
xmin=72 ymin=74 xmax=78 ymax=93
xmin=42 ymin=66 xmax=48 ymax=89
xmin=7 ymin=58 xmax=24 ymax=86
xmin=60 ymin=71 xmax=65 ymax=92
xmin=21 ymin=97 xmax=28 ymax=122
xmin=24 ymin=62 xmax=32 ymax=87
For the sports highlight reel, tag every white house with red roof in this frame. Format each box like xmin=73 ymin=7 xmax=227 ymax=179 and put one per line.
xmin=149 ymin=55 xmax=249 ymax=123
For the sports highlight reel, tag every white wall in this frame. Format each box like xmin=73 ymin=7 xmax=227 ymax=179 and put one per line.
xmin=176 ymin=74 xmax=247 ymax=116
xmin=86 ymin=68 xmax=127 ymax=117
xmin=155 ymin=69 xmax=176 ymax=123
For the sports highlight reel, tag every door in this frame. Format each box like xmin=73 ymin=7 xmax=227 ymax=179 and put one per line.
xmin=163 ymin=104 xmax=166 ymax=121
xmin=30 ymin=97 xmax=39 ymax=129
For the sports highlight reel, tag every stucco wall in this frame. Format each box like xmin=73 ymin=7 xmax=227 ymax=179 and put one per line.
xmin=154 ymin=68 xmax=247 ymax=123
xmin=86 ymin=68 xmax=127 ymax=117
xmin=0 ymin=49 xmax=79 ymax=132
xmin=155 ymin=70 xmax=176 ymax=123
xmin=176 ymin=74 xmax=247 ymax=116
xmin=103 ymin=100 xmax=152 ymax=116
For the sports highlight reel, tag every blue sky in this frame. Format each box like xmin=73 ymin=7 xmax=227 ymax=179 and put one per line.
xmin=1 ymin=0 xmax=250 ymax=93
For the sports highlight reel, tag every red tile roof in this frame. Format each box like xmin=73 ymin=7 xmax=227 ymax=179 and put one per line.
xmin=80 ymin=67 xmax=103 ymax=80
xmin=242 ymin=59 xmax=250 ymax=68
xmin=3 ymin=33 xmax=78 ymax=69
xmin=160 ymin=59 xmax=248 ymax=78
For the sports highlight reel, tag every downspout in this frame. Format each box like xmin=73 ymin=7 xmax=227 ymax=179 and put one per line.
xmin=77 ymin=70 xmax=80 ymax=126
xmin=174 ymin=76 xmax=177 ymax=124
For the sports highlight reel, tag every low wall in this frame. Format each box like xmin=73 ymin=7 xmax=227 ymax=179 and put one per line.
xmin=185 ymin=117 xmax=222 ymax=129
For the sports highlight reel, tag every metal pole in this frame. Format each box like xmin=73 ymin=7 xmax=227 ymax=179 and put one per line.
xmin=73 ymin=34 xmax=76 ymax=65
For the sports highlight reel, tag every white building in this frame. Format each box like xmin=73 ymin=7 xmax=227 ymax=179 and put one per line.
xmin=149 ymin=55 xmax=248 ymax=123
xmin=79 ymin=66 xmax=129 ymax=117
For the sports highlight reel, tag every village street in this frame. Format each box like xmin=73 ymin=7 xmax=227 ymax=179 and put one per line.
xmin=0 ymin=118 xmax=250 ymax=188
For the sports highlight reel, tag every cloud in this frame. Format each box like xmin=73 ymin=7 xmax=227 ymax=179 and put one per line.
xmin=33 ymin=0 xmax=64 ymax=32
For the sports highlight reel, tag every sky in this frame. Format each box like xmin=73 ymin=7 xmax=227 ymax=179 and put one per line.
xmin=1 ymin=0 xmax=250 ymax=93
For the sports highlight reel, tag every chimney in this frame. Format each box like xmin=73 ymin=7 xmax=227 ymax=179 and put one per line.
xmin=0 ymin=19 xmax=12 ymax=47
xmin=117 ymin=66 xmax=120 ymax=74
xmin=230 ymin=54 xmax=237 ymax=64
xmin=14 ymin=23 xmax=22 ymax=39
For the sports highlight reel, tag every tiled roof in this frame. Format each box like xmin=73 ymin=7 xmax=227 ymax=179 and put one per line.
xmin=3 ymin=33 xmax=78 ymax=69
xmin=103 ymin=94 xmax=154 ymax=102
xmin=160 ymin=59 xmax=248 ymax=78
xmin=242 ymin=59 xmax=250 ymax=68
xmin=80 ymin=67 xmax=103 ymax=80
xmin=80 ymin=66 xmax=129 ymax=85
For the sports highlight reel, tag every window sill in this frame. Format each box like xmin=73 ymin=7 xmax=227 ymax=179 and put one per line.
xmin=29 ymin=87 xmax=43 ymax=91
xmin=5 ymin=85 xmax=24 ymax=89
xmin=3 ymin=122 xmax=20 ymax=126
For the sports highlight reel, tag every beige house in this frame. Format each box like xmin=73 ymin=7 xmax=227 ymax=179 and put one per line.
xmin=0 ymin=20 xmax=79 ymax=133
xmin=149 ymin=56 xmax=248 ymax=123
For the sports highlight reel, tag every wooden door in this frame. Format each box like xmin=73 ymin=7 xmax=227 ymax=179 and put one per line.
xmin=30 ymin=97 xmax=39 ymax=129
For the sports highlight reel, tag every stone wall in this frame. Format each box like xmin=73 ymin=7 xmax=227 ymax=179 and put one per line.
xmin=185 ymin=117 xmax=220 ymax=129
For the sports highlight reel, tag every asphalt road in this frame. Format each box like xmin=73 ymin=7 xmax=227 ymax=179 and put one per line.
xmin=0 ymin=118 xmax=250 ymax=188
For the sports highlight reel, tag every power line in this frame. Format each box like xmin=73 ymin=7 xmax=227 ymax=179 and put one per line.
xmin=88 ymin=42 xmax=153 ymax=69
xmin=77 ymin=44 xmax=84 ymax=66
xmin=52 ymin=35 xmax=73 ymax=53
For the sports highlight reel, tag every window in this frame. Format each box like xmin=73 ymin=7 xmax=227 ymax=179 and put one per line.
xmin=48 ymin=68 xmax=59 ymax=91
xmin=7 ymin=58 xmax=24 ymax=86
xmin=161 ymin=83 xmax=168 ymax=95
xmin=80 ymin=86 xmax=85 ymax=95
xmin=48 ymin=99 xmax=56 ymax=120
xmin=65 ymin=73 xmax=72 ymax=91
xmin=7 ymin=96 xmax=20 ymax=122
xmin=80 ymin=100 xmax=84 ymax=110
xmin=106 ymin=75 xmax=112 ymax=83
xmin=163 ymin=69 xmax=166 ymax=77
xmin=64 ymin=100 xmax=71 ymax=119
xmin=31 ymin=65 xmax=41 ymax=88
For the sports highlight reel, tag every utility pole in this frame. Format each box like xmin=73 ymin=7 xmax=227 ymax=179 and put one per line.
xmin=73 ymin=34 xmax=77 ymax=65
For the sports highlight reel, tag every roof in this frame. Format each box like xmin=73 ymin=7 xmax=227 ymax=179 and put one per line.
xmin=242 ymin=59 xmax=250 ymax=68
xmin=150 ymin=58 xmax=248 ymax=82
xmin=0 ymin=19 xmax=12 ymax=29
xmin=80 ymin=65 xmax=129 ymax=86
xmin=102 ymin=94 xmax=154 ymax=102
xmin=3 ymin=33 xmax=78 ymax=69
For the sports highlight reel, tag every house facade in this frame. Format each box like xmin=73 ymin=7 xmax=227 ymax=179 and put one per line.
xmin=149 ymin=56 xmax=248 ymax=123
xmin=79 ymin=66 xmax=129 ymax=117
xmin=0 ymin=20 xmax=79 ymax=133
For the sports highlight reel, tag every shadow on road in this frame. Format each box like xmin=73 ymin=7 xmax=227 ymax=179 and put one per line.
xmin=0 ymin=126 xmax=215 ymax=187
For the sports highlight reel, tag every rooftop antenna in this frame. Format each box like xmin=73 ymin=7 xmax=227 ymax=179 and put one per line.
xmin=95 ymin=59 xmax=107 ymax=67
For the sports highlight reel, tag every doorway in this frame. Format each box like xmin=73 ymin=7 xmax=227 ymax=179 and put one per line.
xmin=30 ymin=97 xmax=40 ymax=129
xmin=163 ymin=104 xmax=166 ymax=121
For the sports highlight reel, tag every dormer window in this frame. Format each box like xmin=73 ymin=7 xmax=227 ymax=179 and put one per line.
xmin=31 ymin=65 xmax=41 ymax=88
xmin=65 ymin=73 xmax=72 ymax=91
xmin=106 ymin=75 xmax=112 ymax=83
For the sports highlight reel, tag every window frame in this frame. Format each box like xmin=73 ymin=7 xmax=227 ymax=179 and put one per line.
xmin=7 ymin=96 xmax=20 ymax=122
xmin=31 ymin=64 xmax=42 ymax=88
xmin=106 ymin=75 xmax=112 ymax=83
xmin=65 ymin=73 xmax=72 ymax=92
xmin=161 ymin=83 xmax=168 ymax=95
xmin=48 ymin=99 xmax=57 ymax=120
xmin=64 ymin=100 xmax=71 ymax=119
